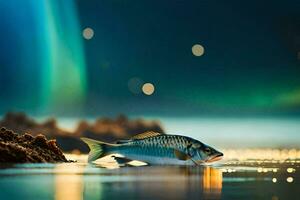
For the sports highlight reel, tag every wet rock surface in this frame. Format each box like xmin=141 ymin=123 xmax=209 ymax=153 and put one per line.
xmin=0 ymin=127 xmax=68 ymax=163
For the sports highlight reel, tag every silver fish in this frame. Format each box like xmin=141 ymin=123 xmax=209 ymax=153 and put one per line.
xmin=81 ymin=131 xmax=223 ymax=165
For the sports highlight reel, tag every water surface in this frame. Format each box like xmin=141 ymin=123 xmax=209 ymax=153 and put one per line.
xmin=0 ymin=154 xmax=299 ymax=200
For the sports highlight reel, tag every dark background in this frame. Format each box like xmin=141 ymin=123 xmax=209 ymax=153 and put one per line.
xmin=0 ymin=0 xmax=300 ymax=117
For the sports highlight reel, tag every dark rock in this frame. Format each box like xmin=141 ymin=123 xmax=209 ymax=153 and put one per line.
xmin=0 ymin=127 xmax=68 ymax=163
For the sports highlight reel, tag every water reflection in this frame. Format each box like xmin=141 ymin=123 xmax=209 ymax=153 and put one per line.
xmin=82 ymin=176 xmax=103 ymax=200
xmin=53 ymin=163 xmax=223 ymax=200
xmin=54 ymin=164 xmax=84 ymax=200
xmin=5 ymin=152 xmax=299 ymax=200
xmin=203 ymin=167 xmax=222 ymax=199
xmin=1 ymin=156 xmax=300 ymax=200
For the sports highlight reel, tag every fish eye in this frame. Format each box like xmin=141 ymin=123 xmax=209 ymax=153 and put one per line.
xmin=204 ymin=148 xmax=211 ymax=154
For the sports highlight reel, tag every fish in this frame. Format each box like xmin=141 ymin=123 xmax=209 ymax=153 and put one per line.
xmin=81 ymin=131 xmax=223 ymax=166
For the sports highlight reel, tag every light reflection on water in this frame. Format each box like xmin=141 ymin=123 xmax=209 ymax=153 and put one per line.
xmin=51 ymin=164 xmax=223 ymax=200
xmin=222 ymin=148 xmax=300 ymax=161
xmin=0 ymin=152 xmax=300 ymax=200
xmin=54 ymin=165 xmax=84 ymax=200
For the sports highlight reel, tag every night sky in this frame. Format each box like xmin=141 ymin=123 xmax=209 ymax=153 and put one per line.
xmin=0 ymin=0 xmax=300 ymax=117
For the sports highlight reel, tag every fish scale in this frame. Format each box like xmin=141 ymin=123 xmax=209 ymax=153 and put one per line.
xmin=81 ymin=132 xmax=223 ymax=165
xmin=117 ymin=135 xmax=192 ymax=158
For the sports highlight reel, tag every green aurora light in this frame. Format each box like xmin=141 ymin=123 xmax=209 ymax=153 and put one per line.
xmin=38 ymin=0 xmax=87 ymax=109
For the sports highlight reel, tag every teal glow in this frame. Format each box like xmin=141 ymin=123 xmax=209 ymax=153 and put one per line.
xmin=36 ymin=0 xmax=87 ymax=109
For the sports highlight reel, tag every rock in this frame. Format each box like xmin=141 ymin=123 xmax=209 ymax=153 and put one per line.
xmin=0 ymin=127 xmax=68 ymax=163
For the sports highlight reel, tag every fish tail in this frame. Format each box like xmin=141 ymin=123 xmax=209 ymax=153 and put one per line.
xmin=81 ymin=137 xmax=118 ymax=162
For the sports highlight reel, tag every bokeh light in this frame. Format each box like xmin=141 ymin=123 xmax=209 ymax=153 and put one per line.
xmin=83 ymin=27 xmax=94 ymax=40
xmin=287 ymin=168 xmax=295 ymax=173
xmin=223 ymin=149 xmax=300 ymax=161
xmin=272 ymin=178 xmax=277 ymax=183
xmin=142 ymin=83 xmax=155 ymax=95
xmin=192 ymin=44 xmax=204 ymax=56
xmin=263 ymin=168 xmax=268 ymax=173
xmin=257 ymin=167 xmax=263 ymax=173
xmin=287 ymin=177 xmax=293 ymax=183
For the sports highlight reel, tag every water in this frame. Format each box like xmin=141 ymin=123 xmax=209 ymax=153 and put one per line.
xmin=0 ymin=154 xmax=299 ymax=200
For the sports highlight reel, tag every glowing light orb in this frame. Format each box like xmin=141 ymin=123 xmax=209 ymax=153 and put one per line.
xmin=287 ymin=168 xmax=295 ymax=173
xmin=192 ymin=44 xmax=204 ymax=56
xmin=287 ymin=177 xmax=293 ymax=183
xmin=83 ymin=27 xmax=94 ymax=40
xmin=257 ymin=168 xmax=263 ymax=173
xmin=142 ymin=83 xmax=155 ymax=95
xmin=272 ymin=178 xmax=277 ymax=183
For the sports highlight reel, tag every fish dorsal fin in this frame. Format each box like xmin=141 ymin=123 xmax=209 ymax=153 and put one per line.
xmin=174 ymin=149 xmax=191 ymax=161
xmin=131 ymin=131 xmax=162 ymax=140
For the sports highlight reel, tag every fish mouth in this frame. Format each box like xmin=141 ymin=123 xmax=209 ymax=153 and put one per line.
xmin=206 ymin=152 xmax=223 ymax=163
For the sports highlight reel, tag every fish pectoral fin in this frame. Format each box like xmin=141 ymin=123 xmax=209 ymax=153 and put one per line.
xmin=130 ymin=131 xmax=163 ymax=140
xmin=112 ymin=156 xmax=149 ymax=166
xmin=174 ymin=149 xmax=191 ymax=161
xmin=112 ymin=156 xmax=133 ymax=165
